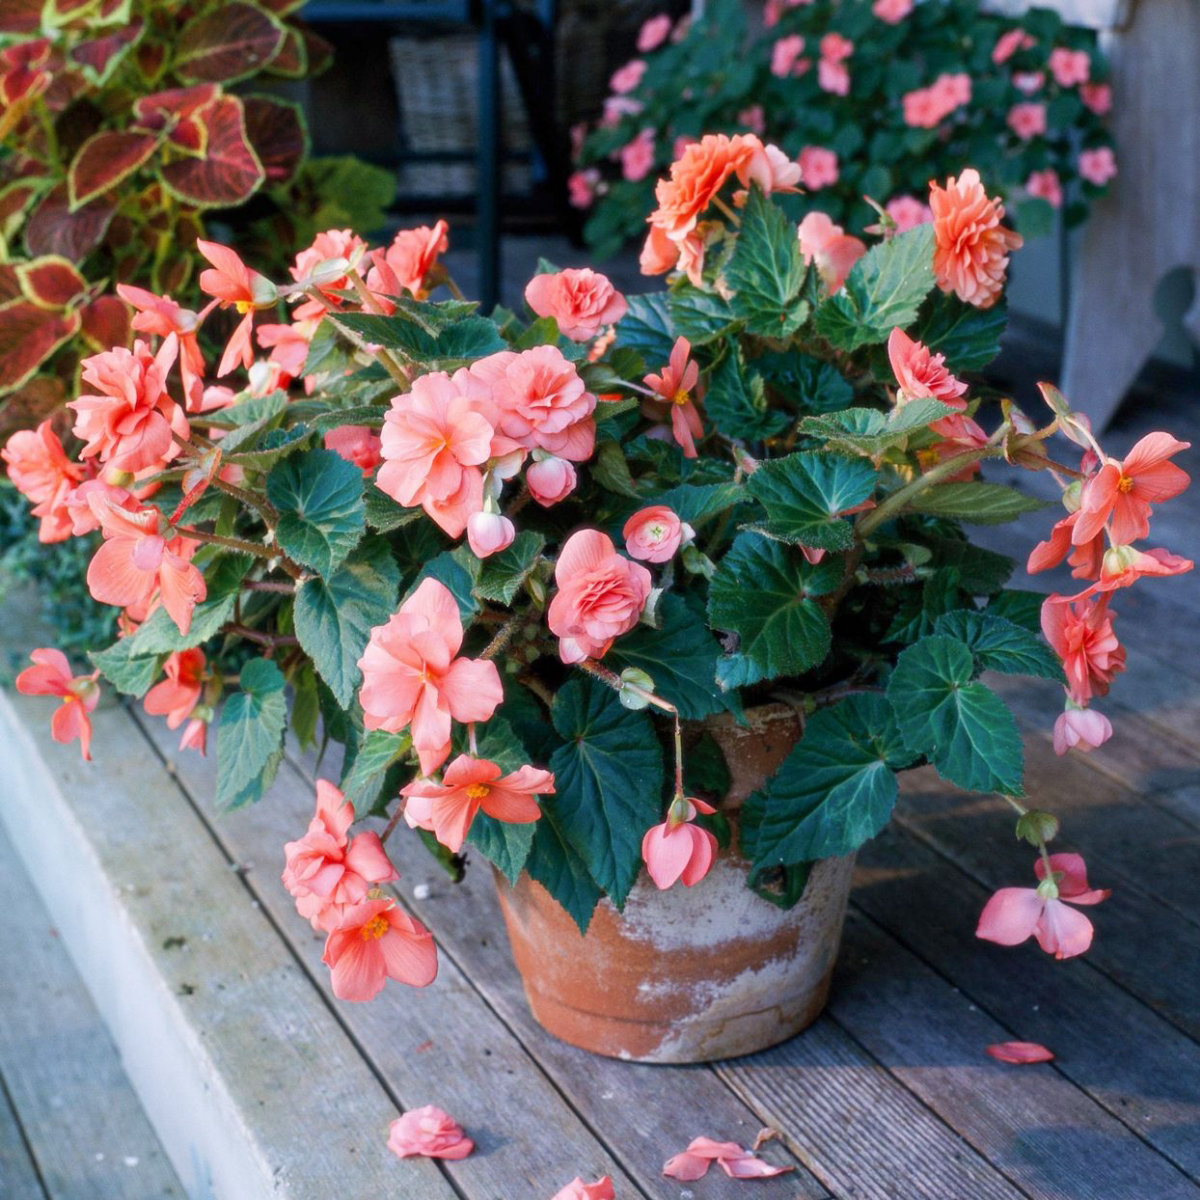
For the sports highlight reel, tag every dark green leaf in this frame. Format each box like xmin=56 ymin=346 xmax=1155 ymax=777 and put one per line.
xmin=410 ymin=549 xmax=480 ymax=619
xmin=364 ymin=483 xmax=420 ymax=532
xmin=648 ymin=481 xmax=743 ymax=525
xmin=907 ymin=482 xmax=1049 ymax=524
xmin=797 ymin=400 xmax=955 ymax=456
xmin=266 ymin=448 xmax=365 ymax=576
xmin=340 ymin=728 xmax=411 ymax=811
xmin=332 ymin=312 xmax=507 ymax=363
xmin=746 ymin=452 xmax=877 ymax=551
xmin=934 ymin=610 xmax=1064 ymax=682
xmin=617 ymin=292 xmax=676 ymax=365
xmin=89 ymin=639 xmax=165 ymax=696
xmin=474 ymin=531 xmax=544 ymax=605
xmin=524 ymin=814 xmax=603 ymax=934
xmin=726 ymin=187 xmax=808 ymax=338
xmin=916 ymin=293 xmax=1006 ymax=373
xmin=667 ymin=285 xmax=741 ymax=345
xmin=706 ymin=347 xmax=789 ymax=441
xmin=223 ymin=423 xmax=313 ymax=469
xmin=590 ymin=440 xmax=641 ymax=499
xmin=985 ymin=589 xmax=1043 ymax=632
xmin=757 ymin=351 xmax=853 ymax=415
xmin=215 ymin=658 xmax=288 ymax=809
xmin=202 ymin=389 xmax=288 ymax=431
xmin=291 ymin=663 xmax=319 ymax=749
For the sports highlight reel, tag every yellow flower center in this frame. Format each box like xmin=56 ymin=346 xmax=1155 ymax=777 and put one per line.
xmin=670 ymin=388 xmax=690 ymax=407
xmin=1117 ymin=474 xmax=1134 ymax=494
xmin=234 ymin=299 xmax=254 ymax=315
xmin=360 ymin=915 xmax=389 ymax=941
xmin=465 ymin=783 xmax=490 ymax=800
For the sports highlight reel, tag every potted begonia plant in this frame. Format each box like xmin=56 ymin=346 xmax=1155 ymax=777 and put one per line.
xmin=5 ymin=135 xmax=1191 ymax=1064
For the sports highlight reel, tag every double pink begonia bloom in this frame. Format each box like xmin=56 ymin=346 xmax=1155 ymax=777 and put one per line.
xmin=931 ymin=169 xmax=1023 ymax=310
xmin=887 ymin=328 xmax=967 ymax=408
xmin=387 ymin=1105 xmax=473 ymax=1160
xmin=976 ymin=853 xmax=1109 ymax=960
xmin=1041 ymin=594 xmax=1126 ymax=707
xmin=550 ymin=1176 xmax=615 ymax=1200
xmin=547 ymin=529 xmax=653 ymax=664
xmin=70 ymin=337 xmax=188 ymax=474
xmin=623 ymin=505 xmax=684 ymax=563
xmin=1 ymin=420 xmax=84 ymax=543
xmin=144 ymin=648 xmax=207 ymax=750
xmin=798 ymin=212 xmax=866 ymax=294
xmin=642 ymin=797 xmax=718 ymax=890
xmin=322 ymin=896 xmax=437 ymax=1001
xmin=282 ymin=781 xmax=399 ymax=931
xmin=663 ymin=1135 xmax=793 ymax=1180
xmin=524 ymin=268 xmax=628 ymax=341
xmin=358 ymin=578 xmax=504 ymax=774
xmin=16 ymin=648 xmax=101 ymax=760
xmin=366 ymin=220 xmax=450 ymax=302
xmin=401 ymin=753 xmax=553 ymax=853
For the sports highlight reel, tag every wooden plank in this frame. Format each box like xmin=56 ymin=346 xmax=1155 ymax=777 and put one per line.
xmin=0 ymin=1081 xmax=47 ymax=1200
xmin=0 ymin=678 xmax=453 ymax=1200
xmin=853 ymin=825 xmax=1200 ymax=1182
xmin=718 ymin=1022 xmax=1027 ymax=1200
xmin=0 ymin=822 xmax=182 ymax=1199
xmin=132 ymin=715 xmax=653 ymax=1200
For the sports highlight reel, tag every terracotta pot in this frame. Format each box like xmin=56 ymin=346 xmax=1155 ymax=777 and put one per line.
xmin=494 ymin=704 xmax=857 ymax=1063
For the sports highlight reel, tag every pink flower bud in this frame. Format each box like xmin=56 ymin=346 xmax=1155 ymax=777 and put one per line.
xmin=1053 ymin=706 xmax=1113 ymax=755
xmin=467 ymin=510 xmax=516 ymax=557
xmin=526 ymin=455 xmax=577 ymax=506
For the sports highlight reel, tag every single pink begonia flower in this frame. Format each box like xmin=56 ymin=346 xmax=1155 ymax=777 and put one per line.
xmin=976 ymin=853 xmax=1109 ymax=960
xmin=798 ymin=212 xmax=866 ymax=294
xmin=1053 ymin=705 xmax=1112 ymax=755
xmin=1027 ymin=511 xmax=1104 ymax=580
xmin=1091 ymin=545 xmax=1195 ymax=595
xmin=358 ymin=578 xmax=504 ymax=774
xmin=887 ymin=328 xmax=967 ymax=408
xmin=16 ymin=648 xmax=101 ymax=760
xmin=322 ymin=897 xmax=437 ymax=1001
xmin=1 ymin=420 xmax=85 ymax=543
xmin=525 ymin=268 xmax=628 ymax=341
xmin=195 ymin=240 xmax=278 ymax=376
xmin=644 ymin=337 xmax=703 ymax=458
xmin=144 ymin=647 xmax=205 ymax=733
xmin=623 ymin=505 xmax=684 ymax=563
xmin=387 ymin=1105 xmax=473 ymax=1160
xmin=401 ymin=754 xmax=553 ymax=853
xmin=547 ymin=529 xmax=653 ymax=664
xmin=736 ymin=142 xmax=802 ymax=197
xmin=526 ymin=455 xmax=577 ymax=506
xmin=987 ymin=1041 xmax=1055 ymax=1064
xmin=642 ymin=797 xmax=718 ymax=890
xmin=550 ymin=1176 xmax=615 ymax=1200
xmin=663 ymin=1135 xmax=794 ymax=1180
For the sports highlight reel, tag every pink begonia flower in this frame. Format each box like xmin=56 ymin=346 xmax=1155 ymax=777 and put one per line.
xmin=887 ymin=328 xmax=967 ymax=408
xmin=547 ymin=529 xmax=653 ymax=663
xmin=738 ymin=104 xmax=765 ymax=134
xmin=282 ymin=780 xmax=399 ymax=931
xmin=770 ymin=34 xmax=807 ymax=78
xmin=931 ymin=168 xmax=1023 ymax=310
xmin=324 ymin=424 xmax=382 ymax=475
xmin=818 ymin=58 xmax=850 ymax=95
xmin=1049 ymin=46 xmax=1090 ymax=86
xmin=70 ymin=337 xmax=187 ymax=474
xmin=179 ymin=718 xmax=208 ymax=754
xmin=289 ymin=227 xmax=368 ymax=321
xmin=195 ymin=240 xmax=278 ymax=376
xmin=820 ymin=32 xmax=853 ymax=64
xmin=358 ymin=578 xmax=504 ymax=774
xmin=526 ymin=455 xmax=577 ymax=506
xmin=1 ymin=420 xmax=85 ymax=543
xmin=609 ymin=59 xmax=646 ymax=94
xmin=1079 ymin=146 xmax=1117 ymax=187
xmin=663 ymin=1135 xmax=794 ymax=1180
xmin=619 ymin=128 xmax=656 ymax=182
xmin=1028 ymin=511 xmax=1104 ymax=580
xmin=86 ymin=498 xmax=205 ymax=635
xmin=1013 ymin=70 xmax=1045 ymax=94
xmin=365 ymin=221 xmax=449 ymax=303
xmin=602 ymin=95 xmax=643 ymax=127
xmin=1007 ymin=102 xmax=1047 ymax=140
xmin=1089 ymin=544 xmax=1194 ymax=595
xmin=798 ymin=211 xmax=866 ymax=294
xmin=1053 ymin=704 xmax=1113 ymax=755
xmin=257 ymin=318 xmax=319 ymax=387
xmin=525 ymin=268 xmax=628 ymax=341
xmin=920 ymin=413 xmax=989 ymax=480
xmin=143 ymin=647 xmax=205 ymax=732
xmin=466 ymin=510 xmax=516 ymax=558
xmin=376 ymin=369 xmax=496 ymax=538
xmin=737 ymin=143 xmax=803 ymax=196
xmin=885 ymin=195 xmax=934 ymax=232
xmin=992 ymin=28 xmax=1034 ymax=64
xmin=798 ymin=146 xmax=838 ymax=189
xmin=1026 ymin=168 xmax=1063 ymax=208
xmin=624 ymin=505 xmax=684 ymax=563
xmin=401 ymin=754 xmax=553 ymax=853
xmin=322 ymin=897 xmax=437 ymax=1001
xmin=388 ymin=1106 xmax=473 ymax=1161
xmin=15 ymin=648 xmax=101 ymax=761
xmin=976 ymin=853 xmax=1110 ymax=960
xmin=987 ymin=1041 xmax=1055 ymax=1064
xmin=642 ymin=797 xmax=718 ymax=890
xmin=550 ymin=1177 xmax=615 ymax=1200
xmin=1072 ymin=431 xmax=1190 ymax=545
xmin=568 ymin=169 xmax=600 ymax=209
xmin=1080 ymin=83 xmax=1112 ymax=115
xmin=644 ymin=336 xmax=703 ymax=458
xmin=872 ymin=0 xmax=912 ymax=22
xmin=637 ymin=13 xmax=671 ymax=52
xmin=471 ymin=346 xmax=597 ymax=462
xmin=116 ymin=284 xmax=211 ymax=410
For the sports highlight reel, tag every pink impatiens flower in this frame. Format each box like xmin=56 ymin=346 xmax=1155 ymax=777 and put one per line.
xmin=547 ymin=529 xmax=653 ymax=663
xmin=1078 ymin=146 xmax=1117 ymax=187
xmin=884 ymin=195 xmax=934 ymax=232
xmin=642 ymin=796 xmax=718 ymax=890
xmin=1 ymin=420 xmax=85 ymax=543
xmin=1026 ymin=169 xmax=1063 ymax=208
xmin=1080 ymin=83 xmax=1112 ymax=115
xmin=401 ymin=754 xmax=553 ymax=853
xmin=322 ymin=897 xmax=438 ymax=1001
xmin=992 ymin=28 xmax=1034 ymax=64
xmin=887 ymin=328 xmax=967 ymax=408
xmin=524 ymin=268 xmax=628 ymax=341
xmin=663 ymin=1135 xmax=793 ymax=1180
xmin=15 ymin=648 xmax=101 ymax=760
xmin=358 ymin=578 xmax=504 ymax=774
xmin=872 ymin=0 xmax=913 ymax=23
xmin=1007 ymin=102 xmax=1047 ymax=140
xmin=550 ymin=1177 xmax=615 ymax=1200
xmin=619 ymin=128 xmax=657 ymax=183
xmin=637 ymin=13 xmax=671 ymax=52
xmin=770 ymin=34 xmax=807 ymax=78
xmin=1049 ymin=46 xmax=1090 ymax=86
xmin=623 ymin=505 xmax=685 ymax=563
xmin=609 ymin=58 xmax=646 ymax=94
xmin=976 ymin=853 xmax=1110 ymax=960
xmin=282 ymin=780 xmax=399 ymax=931
xmin=387 ymin=1105 xmax=473 ymax=1160
xmin=798 ymin=145 xmax=838 ymax=189
xmin=644 ymin=336 xmax=704 ymax=458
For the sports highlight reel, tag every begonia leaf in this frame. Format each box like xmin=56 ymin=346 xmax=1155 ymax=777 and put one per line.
xmin=215 ymin=657 xmax=288 ymax=809
xmin=266 ymin=447 xmax=365 ymax=577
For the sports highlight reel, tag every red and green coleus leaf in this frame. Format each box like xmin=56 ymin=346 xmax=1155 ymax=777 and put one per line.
xmin=42 ymin=0 xmax=99 ymax=28
xmin=134 ymin=83 xmax=220 ymax=128
xmin=174 ymin=2 xmax=287 ymax=86
xmin=80 ymin=294 xmax=132 ymax=351
xmin=0 ymin=179 xmax=43 ymax=233
xmin=70 ymin=20 xmax=145 ymax=85
xmin=159 ymin=95 xmax=265 ymax=207
xmin=0 ymin=0 xmax=42 ymax=34
xmin=0 ymin=302 xmax=81 ymax=396
xmin=68 ymin=130 xmax=162 ymax=210
xmin=262 ymin=25 xmax=308 ymax=78
xmin=15 ymin=255 xmax=88 ymax=309
xmin=24 ymin=183 xmax=116 ymax=260
xmin=242 ymin=94 xmax=307 ymax=186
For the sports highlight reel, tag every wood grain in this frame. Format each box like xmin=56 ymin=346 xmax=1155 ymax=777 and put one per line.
xmin=0 ymin=1081 xmax=46 ymax=1200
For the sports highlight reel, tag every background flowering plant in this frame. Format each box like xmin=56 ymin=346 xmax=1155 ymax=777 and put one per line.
xmin=573 ymin=0 xmax=1116 ymax=258
xmin=8 ymin=137 xmax=1190 ymax=1006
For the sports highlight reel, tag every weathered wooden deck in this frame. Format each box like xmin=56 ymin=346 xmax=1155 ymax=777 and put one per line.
xmin=1 ymin=315 xmax=1199 ymax=1199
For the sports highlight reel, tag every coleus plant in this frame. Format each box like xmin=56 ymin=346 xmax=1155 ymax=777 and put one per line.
xmin=6 ymin=137 xmax=1192 ymax=1006
xmin=0 ymin=0 xmax=334 ymax=434
xmin=574 ymin=0 xmax=1116 ymax=258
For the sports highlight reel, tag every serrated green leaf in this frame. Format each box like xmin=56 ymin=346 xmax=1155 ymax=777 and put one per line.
xmin=617 ymin=292 xmax=676 ymax=364
xmin=907 ymin=482 xmax=1048 ymax=524
xmin=409 ymin=549 xmax=479 ymax=619
xmin=524 ymin=813 xmax=603 ymax=934
xmin=757 ymin=351 xmax=853 ymax=415
xmin=648 ymin=481 xmax=743 ymax=525
xmin=340 ymin=727 xmax=411 ymax=811
xmin=887 ymin=635 xmax=1024 ymax=795
xmin=926 ymin=537 xmax=1014 ymax=594
xmin=202 ymin=389 xmax=288 ymax=431
xmin=332 ymin=312 xmax=506 ymax=363
xmin=934 ymin=610 xmax=1064 ymax=682
xmin=706 ymin=347 xmax=789 ymax=441
xmin=215 ymin=657 xmax=288 ymax=809
xmin=916 ymin=293 xmax=1006 ymax=373
xmin=310 ymin=405 xmax=390 ymax=433
xmin=364 ymin=483 xmax=420 ymax=532
xmin=474 ymin=531 xmax=544 ymax=605
xmin=798 ymin=399 xmax=956 ymax=456
xmin=708 ymin=533 xmax=839 ymax=682
xmin=266 ymin=448 xmax=365 ymax=576
xmin=985 ymin=589 xmax=1043 ymax=632
xmin=884 ymin=567 xmax=967 ymax=644
xmin=294 ymin=536 xmax=401 ymax=708
xmin=89 ymin=639 xmax=166 ymax=696
xmin=814 ymin=224 xmax=935 ymax=351
xmin=128 ymin=554 xmax=250 ymax=653
xmin=223 ymin=424 xmax=313 ymax=469
xmin=726 ymin=187 xmax=808 ymax=338
xmin=291 ymin=663 xmax=320 ymax=749
xmin=546 ymin=677 xmax=664 ymax=909
xmin=590 ymin=440 xmax=641 ymax=499
xmin=667 ymin=285 xmax=740 ymax=345
xmin=746 ymin=452 xmax=877 ymax=551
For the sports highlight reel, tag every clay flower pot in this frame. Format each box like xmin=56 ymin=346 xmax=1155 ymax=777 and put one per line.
xmin=494 ymin=704 xmax=857 ymax=1063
